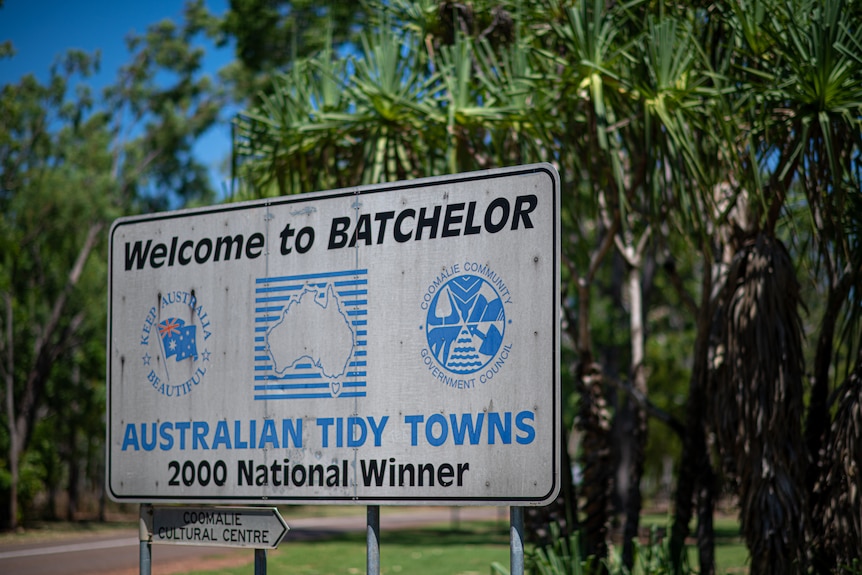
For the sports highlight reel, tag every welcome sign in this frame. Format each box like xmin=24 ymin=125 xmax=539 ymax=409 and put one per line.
xmin=107 ymin=164 xmax=561 ymax=505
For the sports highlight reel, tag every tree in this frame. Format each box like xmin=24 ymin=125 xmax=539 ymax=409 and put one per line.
xmin=0 ymin=52 xmax=113 ymax=527
xmin=0 ymin=0 xmax=227 ymax=526
xmin=233 ymin=1 xmax=862 ymax=573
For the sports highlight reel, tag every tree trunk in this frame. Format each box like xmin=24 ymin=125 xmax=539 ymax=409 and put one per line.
xmin=696 ymin=464 xmax=716 ymax=575
xmin=713 ymin=234 xmax=809 ymax=575
xmin=66 ymin=431 xmax=80 ymax=522
xmin=621 ymin=257 xmax=648 ymax=569
xmin=577 ymin=355 xmax=613 ymax=564
xmin=670 ymin=265 xmax=715 ymax=575
xmin=814 ymin=347 xmax=862 ymax=569
xmin=3 ymin=292 xmax=18 ymax=530
xmin=5 ymin=223 xmax=102 ymax=527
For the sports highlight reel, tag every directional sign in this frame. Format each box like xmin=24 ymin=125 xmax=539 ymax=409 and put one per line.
xmin=107 ymin=163 xmax=561 ymax=505
xmin=150 ymin=506 xmax=288 ymax=548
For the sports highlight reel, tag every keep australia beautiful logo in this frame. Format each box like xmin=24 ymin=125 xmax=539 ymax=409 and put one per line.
xmin=139 ymin=290 xmax=212 ymax=398
xmin=420 ymin=263 xmax=513 ymax=389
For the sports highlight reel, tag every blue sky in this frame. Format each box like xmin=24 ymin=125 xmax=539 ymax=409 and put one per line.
xmin=0 ymin=0 xmax=234 ymax=196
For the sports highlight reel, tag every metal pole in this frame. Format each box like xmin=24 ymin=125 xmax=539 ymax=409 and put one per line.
xmin=367 ymin=505 xmax=380 ymax=575
xmin=510 ymin=506 xmax=525 ymax=575
xmin=139 ymin=504 xmax=152 ymax=575
xmin=254 ymin=549 xmax=267 ymax=575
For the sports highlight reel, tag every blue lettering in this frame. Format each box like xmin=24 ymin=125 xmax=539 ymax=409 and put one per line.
xmin=192 ymin=421 xmax=209 ymax=450
xmin=159 ymin=422 xmax=174 ymax=450
xmin=347 ymin=417 xmax=367 ymax=447
xmin=515 ymin=411 xmax=535 ymax=445
xmin=317 ymin=418 xmax=335 ymax=448
xmin=488 ymin=412 xmax=512 ymax=444
xmin=425 ymin=414 xmax=448 ymax=446
xmin=122 ymin=424 xmax=139 ymax=451
xmin=140 ymin=422 xmax=157 ymax=451
xmin=212 ymin=420 xmax=232 ymax=449
xmin=259 ymin=419 xmax=279 ymax=448
xmin=283 ymin=418 xmax=303 ymax=448
xmin=368 ymin=416 xmax=388 ymax=447
xmin=405 ymin=415 xmax=424 ymax=446
xmin=175 ymin=421 xmax=190 ymax=450
xmin=450 ymin=413 xmax=484 ymax=445
xmin=234 ymin=420 xmax=249 ymax=449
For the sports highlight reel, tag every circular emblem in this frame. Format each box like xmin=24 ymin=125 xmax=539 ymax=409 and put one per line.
xmin=139 ymin=290 xmax=212 ymax=398
xmin=425 ymin=274 xmax=506 ymax=374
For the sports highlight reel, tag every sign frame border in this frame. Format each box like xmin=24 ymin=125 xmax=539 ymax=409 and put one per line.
xmin=107 ymin=163 xmax=561 ymax=506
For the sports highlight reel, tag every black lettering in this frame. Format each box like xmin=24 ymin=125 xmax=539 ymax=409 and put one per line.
xmin=255 ymin=464 xmax=268 ymax=486
xmin=484 ymin=198 xmax=510 ymax=233
xmin=215 ymin=235 xmax=244 ymax=261
xmin=178 ymin=240 xmax=194 ymax=265
xmin=279 ymin=223 xmax=296 ymax=254
xmin=238 ymin=460 xmax=253 ymax=485
xmin=149 ymin=243 xmax=168 ymax=268
xmin=394 ymin=209 xmax=415 ymax=242
xmin=295 ymin=227 xmax=314 ymax=253
xmin=374 ymin=211 xmax=395 ymax=244
xmin=350 ymin=214 xmax=373 ymax=247
xmin=270 ymin=460 xmax=282 ymax=486
xmin=194 ymin=238 xmax=213 ymax=263
xmin=308 ymin=464 xmax=324 ymax=486
xmin=361 ymin=459 xmax=387 ymax=486
xmin=418 ymin=463 xmax=435 ymax=486
xmin=464 ymin=202 xmax=482 ymax=235
xmin=168 ymin=236 xmax=178 ymax=265
xmin=125 ymin=240 xmax=152 ymax=270
xmin=291 ymin=464 xmax=306 ymax=486
xmin=399 ymin=463 xmax=415 ymax=486
xmin=246 ymin=233 xmax=265 ymax=258
xmin=415 ymin=206 xmax=441 ymax=240
xmin=328 ymin=217 xmax=351 ymax=249
xmin=437 ymin=463 xmax=454 ymax=486
xmin=512 ymin=194 xmax=537 ymax=230
xmin=457 ymin=462 xmax=469 ymax=485
xmin=168 ymin=461 xmax=180 ymax=485
xmin=442 ymin=203 xmax=464 ymax=237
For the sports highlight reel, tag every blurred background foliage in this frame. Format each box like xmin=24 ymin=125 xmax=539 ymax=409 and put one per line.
xmin=2 ymin=0 xmax=861 ymax=573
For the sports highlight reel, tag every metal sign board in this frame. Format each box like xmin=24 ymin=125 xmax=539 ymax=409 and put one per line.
xmin=148 ymin=506 xmax=288 ymax=548
xmin=107 ymin=163 xmax=561 ymax=505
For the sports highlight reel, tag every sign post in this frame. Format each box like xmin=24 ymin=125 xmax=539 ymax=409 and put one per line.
xmin=108 ymin=164 xmax=561 ymax=574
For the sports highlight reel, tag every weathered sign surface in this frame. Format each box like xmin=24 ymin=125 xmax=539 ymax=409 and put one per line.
xmin=149 ymin=506 xmax=288 ymax=548
xmin=107 ymin=163 xmax=561 ymax=505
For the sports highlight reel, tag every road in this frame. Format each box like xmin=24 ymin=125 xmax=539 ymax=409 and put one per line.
xmin=0 ymin=507 xmax=505 ymax=575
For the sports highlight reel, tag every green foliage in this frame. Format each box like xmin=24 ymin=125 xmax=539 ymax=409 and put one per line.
xmin=2 ymin=3 xmax=861 ymax=572
xmin=497 ymin=525 xmax=597 ymax=575
xmin=0 ymin=0 xmax=242 ymax=526
xmin=490 ymin=525 xmax=694 ymax=575
xmin=232 ymin=0 xmax=862 ymax=571
xmin=105 ymin=0 xmax=225 ymax=209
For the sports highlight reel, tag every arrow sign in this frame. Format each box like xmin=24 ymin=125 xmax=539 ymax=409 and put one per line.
xmin=150 ymin=506 xmax=289 ymax=549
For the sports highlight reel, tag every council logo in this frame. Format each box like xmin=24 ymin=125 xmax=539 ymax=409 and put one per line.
xmin=139 ymin=290 xmax=212 ymax=398
xmin=420 ymin=264 xmax=513 ymax=389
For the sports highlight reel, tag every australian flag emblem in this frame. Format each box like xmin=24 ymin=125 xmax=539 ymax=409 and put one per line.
xmin=158 ymin=318 xmax=198 ymax=362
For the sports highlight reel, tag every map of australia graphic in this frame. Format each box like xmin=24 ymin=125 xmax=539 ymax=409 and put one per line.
xmin=253 ymin=270 xmax=368 ymax=400
xmin=267 ymin=285 xmax=354 ymax=378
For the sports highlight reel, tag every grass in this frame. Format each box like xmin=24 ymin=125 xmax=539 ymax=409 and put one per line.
xmin=0 ymin=508 xmax=750 ymax=574
xmin=0 ymin=518 xmax=138 ymax=544
xmin=186 ymin=515 xmax=750 ymax=575
xmin=639 ymin=513 xmax=749 ymax=573
xmin=188 ymin=520 xmax=510 ymax=575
